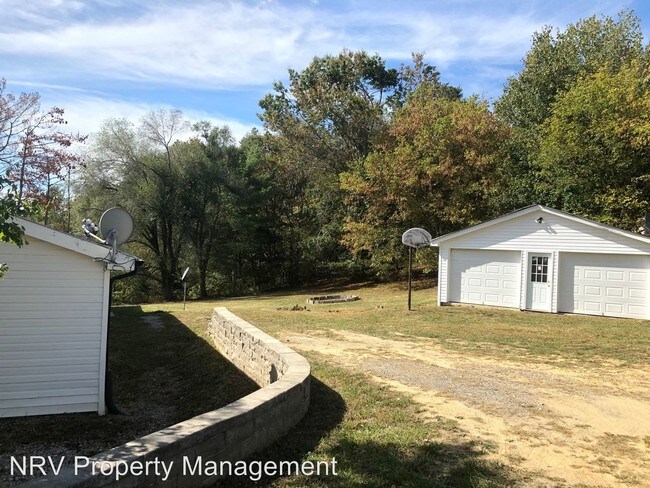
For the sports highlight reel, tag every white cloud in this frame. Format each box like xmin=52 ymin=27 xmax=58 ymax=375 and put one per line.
xmin=40 ymin=93 xmax=258 ymax=143
xmin=0 ymin=0 xmax=637 ymax=107
xmin=0 ymin=2 xmax=318 ymax=88
xmin=0 ymin=0 xmax=85 ymax=29
xmin=0 ymin=1 xmax=553 ymax=89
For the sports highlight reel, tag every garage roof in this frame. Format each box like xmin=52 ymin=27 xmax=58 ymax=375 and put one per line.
xmin=429 ymin=205 xmax=650 ymax=246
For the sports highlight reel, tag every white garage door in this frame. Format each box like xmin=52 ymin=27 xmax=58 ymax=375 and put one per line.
xmin=558 ymin=253 xmax=649 ymax=319
xmin=449 ymin=250 xmax=521 ymax=308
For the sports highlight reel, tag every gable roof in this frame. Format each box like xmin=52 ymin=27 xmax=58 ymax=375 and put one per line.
xmin=14 ymin=217 xmax=139 ymax=271
xmin=430 ymin=205 xmax=650 ymax=246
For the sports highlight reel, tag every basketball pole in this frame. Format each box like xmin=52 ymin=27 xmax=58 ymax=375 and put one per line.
xmin=402 ymin=228 xmax=432 ymax=313
xmin=408 ymin=247 xmax=413 ymax=311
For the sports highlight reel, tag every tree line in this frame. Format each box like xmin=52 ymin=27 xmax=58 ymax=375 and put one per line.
xmin=2 ymin=11 xmax=649 ymax=299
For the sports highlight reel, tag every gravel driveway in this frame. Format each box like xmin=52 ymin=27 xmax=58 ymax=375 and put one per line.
xmin=283 ymin=329 xmax=650 ymax=487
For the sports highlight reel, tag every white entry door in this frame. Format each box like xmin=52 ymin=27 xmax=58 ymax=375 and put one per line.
xmin=526 ymin=253 xmax=552 ymax=311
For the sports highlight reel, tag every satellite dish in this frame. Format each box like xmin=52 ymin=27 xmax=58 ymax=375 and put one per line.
xmin=181 ymin=267 xmax=190 ymax=281
xmin=99 ymin=207 xmax=134 ymax=247
xmin=401 ymin=228 xmax=432 ymax=248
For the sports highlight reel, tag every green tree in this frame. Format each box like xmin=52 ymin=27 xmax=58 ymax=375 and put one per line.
xmin=76 ymin=115 xmax=258 ymax=301
xmin=497 ymin=10 xmax=644 ymax=131
xmin=183 ymin=124 xmax=242 ymax=298
xmin=232 ymin=130 xmax=301 ymax=290
xmin=494 ymin=10 xmax=646 ymax=210
xmin=79 ymin=111 xmax=189 ymax=300
xmin=258 ymin=50 xmax=397 ymax=281
xmin=260 ymin=49 xmax=399 ymax=168
xmin=0 ymin=174 xmax=27 ymax=277
xmin=536 ymin=61 xmax=650 ymax=230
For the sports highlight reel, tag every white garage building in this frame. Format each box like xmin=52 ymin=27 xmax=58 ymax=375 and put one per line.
xmin=432 ymin=205 xmax=650 ymax=319
xmin=0 ymin=218 xmax=138 ymax=417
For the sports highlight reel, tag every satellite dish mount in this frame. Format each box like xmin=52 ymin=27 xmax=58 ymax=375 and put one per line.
xmin=99 ymin=208 xmax=134 ymax=261
xmin=81 ymin=208 xmax=134 ymax=262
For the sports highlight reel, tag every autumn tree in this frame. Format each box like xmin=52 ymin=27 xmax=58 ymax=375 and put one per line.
xmin=0 ymin=79 xmax=40 ymax=166
xmin=342 ymin=83 xmax=509 ymax=277
xmin=258 ymin=50 xmax=459 ymax=281
xmin=0 ymin=79 xmax=39 ymax=251
xmin=17 ymin=111 xmax=86 ymax=227
xmin=0 ymin=79 xmax=86 ymax=229
xmin=0 ymin=81 xmax=35 ymax=276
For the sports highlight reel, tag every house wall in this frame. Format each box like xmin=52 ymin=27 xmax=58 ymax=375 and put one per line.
xmin=437 ymin=248 xmax=449 ymax=305
xmin=0 ymin=237 xmax=107 ymax=417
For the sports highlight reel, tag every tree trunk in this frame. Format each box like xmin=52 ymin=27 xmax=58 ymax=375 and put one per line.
xmin=161 ymin=271 xmax=175 ymax=301
xmin=199 ymin=266 xmax=208 ymax=299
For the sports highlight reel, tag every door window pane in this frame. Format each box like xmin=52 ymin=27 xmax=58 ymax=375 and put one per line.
xmin=530 ymin=256 xmax=548 ymax=283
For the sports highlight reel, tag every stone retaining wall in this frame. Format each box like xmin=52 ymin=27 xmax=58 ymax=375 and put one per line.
xmin=25 ymin=307 xmax=310 ymax=487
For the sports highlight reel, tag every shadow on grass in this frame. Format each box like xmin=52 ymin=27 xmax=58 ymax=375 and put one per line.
xmin=325 ymin=438 xmax=518 ymax=488
xmin=114 ymin=308 xmax=517 ymax=488
xmin=216 ymin=372 xmax=519 ymax=488
xmin=108 ymin=306 xmax=259 ymax=423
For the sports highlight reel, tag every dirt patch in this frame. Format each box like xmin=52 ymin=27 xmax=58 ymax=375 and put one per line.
xmin=284 ymin=330 xmax=650 ymax=487
xmin=141 ymin=315 xmax=165 ymax=330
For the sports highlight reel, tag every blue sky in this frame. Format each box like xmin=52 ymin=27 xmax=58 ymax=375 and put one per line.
xmin=2 ymin=0 xmax=649 ymax=141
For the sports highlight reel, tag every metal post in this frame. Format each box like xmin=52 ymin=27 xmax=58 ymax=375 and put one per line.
xmin=183 ymin=282 xmax=187 ymax=311
xmin=408 ymin=247 xmax=413 ymax=311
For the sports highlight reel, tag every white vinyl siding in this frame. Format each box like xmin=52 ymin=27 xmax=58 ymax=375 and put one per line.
xmin=442 ymin=212 xmax=650 ymax=255
xmin=0 ymin=236 xmax=105 ymax=417
xmin=437 ymin=247 xmax=449 ymax=305
xmin=434 ymin=206 xmax=650 ymax=319
xmin=448 ymin=250 xmax=520 ymax=308
xmin=558 ymin=253 xmax=649 ymax=319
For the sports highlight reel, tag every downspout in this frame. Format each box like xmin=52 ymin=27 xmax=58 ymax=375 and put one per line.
xmin=105 ymin=259 xmax=144 ymax=414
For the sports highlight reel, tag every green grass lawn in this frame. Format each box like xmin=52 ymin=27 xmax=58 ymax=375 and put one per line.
xmin=153 ymin=281 xmax=650 ymax=367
